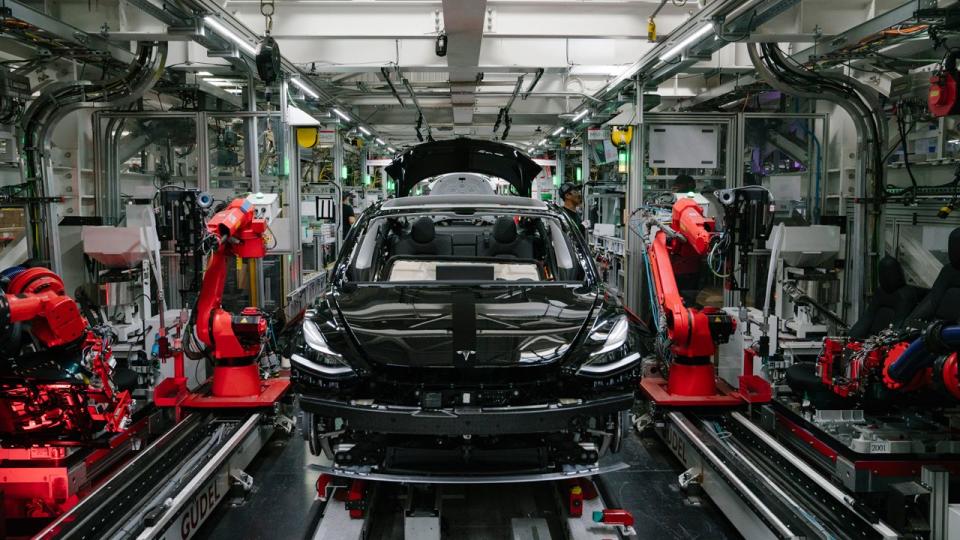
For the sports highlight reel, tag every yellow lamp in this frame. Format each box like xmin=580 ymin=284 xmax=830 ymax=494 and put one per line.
xmin=296 ymin=127 xmax=319 ymax=149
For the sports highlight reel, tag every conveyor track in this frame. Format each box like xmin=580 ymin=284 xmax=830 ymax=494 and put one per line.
xmin=709 ymin=415 xmax=877 ymax=539
xmin=661 ymin=410 xmax=898 ymax=540
xmin=37 ymin=413 xmax=259 ymax=540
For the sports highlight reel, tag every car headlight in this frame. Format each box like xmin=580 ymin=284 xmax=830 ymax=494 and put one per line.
xmin=291 ymin=320 xmax=356 ymax=378
xmin=588 ymin=316 xmax=629 ymax=356
xmin=579 ymin=315 xmax=639 ymax=375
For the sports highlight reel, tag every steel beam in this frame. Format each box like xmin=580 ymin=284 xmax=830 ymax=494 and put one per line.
xmin=103 ymin=32 xmax=199 ymax=42
xmin=675 ymin=0 xmax=932 ymax=110
xmin=127 ymin=0 xmax=183 ymax=27
xmin=443 ymin=0 xmax=488 ymax=129
xmin=5 ymin=0 xmax=136 ymax=63
xmin=793 ymin=0 xmax=938 ymax=64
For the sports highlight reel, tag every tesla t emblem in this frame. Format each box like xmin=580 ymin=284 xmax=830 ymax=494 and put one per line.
xmin=456 ymin=350 xmax=475 ymax=362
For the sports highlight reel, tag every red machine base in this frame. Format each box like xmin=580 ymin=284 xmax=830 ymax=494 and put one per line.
xmin=181 ymin=377 xmax=290 ymax=409
xmin=211 ymin=364 xmax=263 ymax=397
xmin=154 ymin=376 xmax=189 ymax=407
xmin=667 ymin=363 xmax=718 ymax=396
xmin=641 ymin=376 xmax=745 ymax=407
xmin=0 ymin=414 xmax=156 ymax=526
xmin=738 ymin=374 xmax=773 ymax=403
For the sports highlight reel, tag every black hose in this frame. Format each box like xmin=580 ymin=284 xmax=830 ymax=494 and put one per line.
xmin=758 ymin=44 xmax=887 ymax=201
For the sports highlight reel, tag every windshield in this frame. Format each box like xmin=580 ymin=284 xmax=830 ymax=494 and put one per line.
xmin=344 ymin=210 xmax=587 ymax=283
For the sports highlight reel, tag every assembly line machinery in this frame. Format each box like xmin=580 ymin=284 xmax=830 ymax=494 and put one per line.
xmin=0 ymin=194 xmax=293 ymax=539
xmin=5 ymin=0 xmax=960 ymax=538
xmin=629 ymin=184 xmax=960 ymax=539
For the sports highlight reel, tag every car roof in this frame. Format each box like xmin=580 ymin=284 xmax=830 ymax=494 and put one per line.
xmin=380 ymin=194 xmax=549 ymax=211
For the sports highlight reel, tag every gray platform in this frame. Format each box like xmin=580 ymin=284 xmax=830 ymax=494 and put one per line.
xmin=195 ymin=425 xmax=740 ymax=540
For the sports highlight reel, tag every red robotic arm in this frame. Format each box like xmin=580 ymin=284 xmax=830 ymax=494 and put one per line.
xmin=0 ymin=268 xmax=87 ymax=348
xmin=643 ymin=198 xmax=735 ymax=396
xmin=0 ymin=267 xmax=132 ymax=436
xmin=193 ymin=197 xmax=269 ymax=398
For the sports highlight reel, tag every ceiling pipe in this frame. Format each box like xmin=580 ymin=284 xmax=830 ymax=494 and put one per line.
xmin=401 ymin=75 xmax=433 ymax=141
xmin=747 ymin=41 xmax=875 ymax=321
xmin=494 ymin=76 xmax=524 ymax=139
xmin=380 ymin=67 xmax=405 ymax=108
xmin=20 ymin=41 xmax=168 ymax=270
xmin=522 ymin=68 xmax=544 ymax=100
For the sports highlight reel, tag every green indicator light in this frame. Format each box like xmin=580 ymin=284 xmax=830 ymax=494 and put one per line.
xmin=576 ymin=167 xmax=582 ymax=182
xmin=341 ymin=165 xmax=348 ymax=179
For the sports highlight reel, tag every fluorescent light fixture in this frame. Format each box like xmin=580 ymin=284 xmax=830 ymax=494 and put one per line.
xmin=659 ymin=23 xmax=714 ymax=62
xmin=718 ymin=98 xmax=743 ymax=110
xmin=331 ymin=107 xmax=351 ymax=122
xmin=196 ymin=71 xmax=213 ymax=77
xmin=387 ymin=147 xmax=396 ymax=153
xmin=121 ymin=130 xmax=131 ymax=136
xmin=203 ymin=16 xmax=258 ymax=56
xmin=207 ymin=80 xmax=238 ymax=87
xmin=538 ymin=140 xmax=547 ymax=146
xmin=551 ymin=127 xmax=565 ymax=136
xmin=375 ymin=138 xmax=385 ymax=145
xmin=358 ymin=126 xmax=371 ymax=136
xmin=572 ymin=109 xmax=590 ymax=121
xmin=224 ymin=88 xmax=243 ymax=95
xmin=290 ymin=77 xmax=319 ymax=99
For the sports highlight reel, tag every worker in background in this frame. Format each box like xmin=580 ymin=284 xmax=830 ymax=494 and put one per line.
xmin=673 ymin=173 xmax=697 ymax=193
xmin=559 ymin=182 xmax=586 ymax=235
xmin=342 ymin=193 xmax=356 ymax=237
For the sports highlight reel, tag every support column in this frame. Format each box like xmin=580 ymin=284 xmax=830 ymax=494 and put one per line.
xmin=333 ymin=128 xmax=344 ymax=250
xmin=556 ymin=149 xmax=565 ymax=188
xmin=625 ymin=79 xmax=645 ymax=314
xmin=922 ymin=466 xmax=950 ymax=540
xmin=582 ymin=143 xmax=591 ymax=239
xmin=244 ymin=77 xmax=264 ymax=308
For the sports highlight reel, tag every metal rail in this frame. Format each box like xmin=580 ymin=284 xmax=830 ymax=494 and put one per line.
xmin=667 ymin=411 xmax=796 ymax=538
xmin=36 ymin=413 xmax=269 ymax=540
xmin=36 ymin=414 xmax=211 ymax=539
xmin=729 ymin=412 xmax=899 ymax=539
xmin=662 ymin=410 xmax=902 ymax=540
xmin=137 ymin=414 xmax=264 ymax=539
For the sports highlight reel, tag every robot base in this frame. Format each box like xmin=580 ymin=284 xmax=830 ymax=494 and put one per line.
xmin=641 ymin=363 xmax=771 ymax=406
xmin=182 ymin=377 xmax=290 ymax=409
xmin=211 ymin=364 xmax=261 ymax=397
xmin=641 ymin=375 xmax=744 ymax=407
xmin=156 ymin=370 xmax=290 ymax=420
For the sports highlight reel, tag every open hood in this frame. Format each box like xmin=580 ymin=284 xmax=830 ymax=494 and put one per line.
xmin=385 ymin=138 xmax=542 ymax=197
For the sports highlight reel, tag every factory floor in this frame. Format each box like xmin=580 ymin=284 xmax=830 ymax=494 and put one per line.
xmin=196 ymin=426 xmax=740 ymax=540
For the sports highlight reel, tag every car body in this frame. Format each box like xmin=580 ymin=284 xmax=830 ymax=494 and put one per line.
xmin=427 ymin=173 xmax=496 ymax=195
xmin=291 ymin=139 xmax=640 ymax=479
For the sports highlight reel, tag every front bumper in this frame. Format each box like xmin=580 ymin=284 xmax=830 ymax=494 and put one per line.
xmin=299 ymin=392 xmax=634 ymax=436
